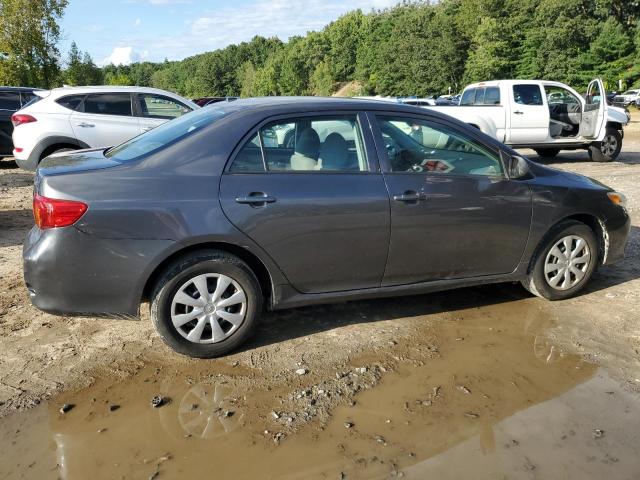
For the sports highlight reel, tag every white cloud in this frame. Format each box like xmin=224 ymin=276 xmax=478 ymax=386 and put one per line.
xmin=101 ymin=46 xmax=148 ymax=66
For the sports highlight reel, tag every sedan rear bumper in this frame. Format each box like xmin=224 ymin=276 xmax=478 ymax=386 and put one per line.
xmin=23 ymin=226 xmax=173 ymax=317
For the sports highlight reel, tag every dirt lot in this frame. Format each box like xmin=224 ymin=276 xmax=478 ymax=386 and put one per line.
xmin=0 ymin=118 xmax=639 ymax=479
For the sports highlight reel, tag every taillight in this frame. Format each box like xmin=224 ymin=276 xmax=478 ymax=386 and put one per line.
xmin=33 ymin=193 xmax=88 ymax=229
xmin=11 ymin=113 xmax=37 ymax=127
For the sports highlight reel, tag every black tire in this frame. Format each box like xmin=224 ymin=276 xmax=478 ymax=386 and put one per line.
xmin=588 ymin=127 xmax=622 ymax=162
xmin=150 ymin=250 xmax=262 ymax=358
xmin=534 ymin=148 xmax=560 ymax=158
xmin=522 ymin=220 xmax=598 ymax=301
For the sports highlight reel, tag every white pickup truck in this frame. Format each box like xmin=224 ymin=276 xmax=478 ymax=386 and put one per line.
xmin=428 ymin=79 xmax=630 ymax=161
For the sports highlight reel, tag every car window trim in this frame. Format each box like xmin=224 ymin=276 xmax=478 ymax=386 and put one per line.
xmin=224 ymin=110 xmax=380 ymax=175
xmin=366 ymin=110 xmax=508 ymax=179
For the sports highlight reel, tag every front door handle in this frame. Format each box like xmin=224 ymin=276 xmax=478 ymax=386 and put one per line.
xmin=77 ymin=122 xmax=95 ymax=127
xmin=513 ymin=110 xmax=524 ymax=115
xmin=393 ymin=191 xmax=426 ymax=203
xmin=235 ymin=193 xmax=277 ymax=206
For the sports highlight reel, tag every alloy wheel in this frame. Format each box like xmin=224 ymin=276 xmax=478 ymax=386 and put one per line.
xmin=544 ymin=235 xmax=591 ymax=291
xmin=601 ymin=134 xmax=618 ymax=157
xmin=170 ymin=273 xmax=247 ymax=344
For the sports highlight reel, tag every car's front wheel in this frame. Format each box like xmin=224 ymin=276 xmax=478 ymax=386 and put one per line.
xmin=151 ymin=250 xmax=262 ymax=358
xmin=522 ymin=221 xmax=598 ymax=301
xmin=589 ymin=127 xmax=622 ymax=162
xmin=534 ymin=148 xmax=560 ymax=158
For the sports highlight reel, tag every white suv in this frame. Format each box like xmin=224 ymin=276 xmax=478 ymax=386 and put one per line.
xmin=12 ymin=86 xmax=199 ymax=170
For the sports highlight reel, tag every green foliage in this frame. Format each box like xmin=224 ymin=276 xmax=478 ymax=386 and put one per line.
xmin=0 ymin=0 xmax=68 ymax=88
xmin=64 ymin=42 xmax=103 ymax=85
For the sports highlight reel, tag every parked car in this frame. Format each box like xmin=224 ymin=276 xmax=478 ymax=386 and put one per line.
xmin=427 ymin=79 xmax=629 ymax=161
xmin=435 ymin=94 xmax=460 ymax=106
xmin=23 ymin=97 xmax=630 ymax=358
xmin=0 ymin=86 xmax=43 ymax=157
xmin=12 ymin=86 xmax=199 ymax=171
xmin=612 ymin=89 xmax=639 ymax=107
xmin=398 ymin=97 xmax=436 ymax=107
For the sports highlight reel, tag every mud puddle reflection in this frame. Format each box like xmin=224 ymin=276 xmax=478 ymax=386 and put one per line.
xmin=1 ymin=302 xmax=639 ymax=479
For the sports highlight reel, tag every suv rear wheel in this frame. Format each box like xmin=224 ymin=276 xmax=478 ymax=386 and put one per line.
xmin=151 ymin=250 xmax=262 ymax=358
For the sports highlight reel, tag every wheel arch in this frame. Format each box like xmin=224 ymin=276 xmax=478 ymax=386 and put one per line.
xmin=35 ymin=135 xmax=90 ymax=161
xmin=527 ymin=213 xmax=606 ymax=274
xmin=142 ymin=242 xmax=274 ymax=309
xmin=606 ymin=121 xmax=623 ymax=132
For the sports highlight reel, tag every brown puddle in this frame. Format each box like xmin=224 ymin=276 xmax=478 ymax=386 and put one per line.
xmin=1 ymin=301 xmax=640 ymax=479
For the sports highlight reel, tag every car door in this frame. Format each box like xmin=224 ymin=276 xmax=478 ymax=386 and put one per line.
xmin=580 ymin=78 xmax=608 ymax=140
xmin=219 ymin=112 xmax=391 ymax=294
xmin=370 ymin=112 xmax=531 ymax=286
xmin=70 ymin=93 xmax=140 ymax=148
xmin=135 ymin=93 xmax=193 ymax=134
xmin=507 ymin=83 xmax=549 ymax=144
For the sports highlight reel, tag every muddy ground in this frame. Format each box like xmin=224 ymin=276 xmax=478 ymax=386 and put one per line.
xmin=0 ymin=117 xmax=639 ymax=479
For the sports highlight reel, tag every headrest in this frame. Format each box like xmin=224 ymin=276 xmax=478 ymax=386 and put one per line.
xmin=295 ymin=128 xmax=320 ymax=160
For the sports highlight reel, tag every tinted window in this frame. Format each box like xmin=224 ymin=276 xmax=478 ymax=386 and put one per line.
xmin=484 ymin=87 xmax=500 ymax=105
xmin=84 ymin=93 xmax=132 ymax=116
xmin=513 ymin=85 xmax=543 ymax=105
xmin=105 ymin=108 xmax=227 ymax=162
xmin=0 ymin=91 xmax=22 ymax=110
xmin=20 ymin=92 xmax=37 ymax=106
xmin=56 ymin=94 xmax=85 ymax=111
xmin=230 ymin=115 xmax=368 ymax=172
xmin=377 ymin=115 xmax=503 ymax=176
xmin=138 ymin=94 xmax=191 ymax=119
xmin=460 ymin=88 xmax=476 ymax=106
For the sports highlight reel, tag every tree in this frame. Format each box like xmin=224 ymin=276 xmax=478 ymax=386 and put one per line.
xmin=239 ymin=61 xmax=257 ymax=97
xmin=64 ymin=42 xmax=102 ymax=85
xmin=0 ymin=0 xmax=68 ymax=88
xmin=310 ymin=61 xmax=334 ymax=96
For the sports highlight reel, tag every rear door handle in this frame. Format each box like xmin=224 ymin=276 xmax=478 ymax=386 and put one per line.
xmin=235 ymin=193 xmax=277 ymax=206
xmin=77 ymin=122 xmax=95 ymax=127
xmin=514 ymin=110 xmax=524 ymax=115
xmin=393 ymin=191 xmax=426 ymax=203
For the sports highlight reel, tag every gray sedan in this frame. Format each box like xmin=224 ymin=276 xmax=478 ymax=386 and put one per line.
xmin=23 ymin=97 xmax=630 ymax=358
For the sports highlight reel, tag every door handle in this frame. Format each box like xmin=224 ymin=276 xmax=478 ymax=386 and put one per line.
xmin=392 ymin=191 xmax=426 ymax=203
xmin=514 ymin=110 xmax=524 ymax=115
xmin=235 ymin=193 xmax=277 ymax=206
xmin=77 ymin=122 xmax=95 ymax=127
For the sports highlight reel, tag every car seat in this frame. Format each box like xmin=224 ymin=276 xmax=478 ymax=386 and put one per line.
xmin=319 ymin=133 xmax=349 ymax=170
xmin=290 ymin=128 xmax=320 ymax=170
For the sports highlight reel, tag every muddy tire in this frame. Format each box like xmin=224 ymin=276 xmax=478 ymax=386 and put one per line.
xmin=150 ymin=250 xmax=262 ymax=358
xmin=534 ymin=148 xmax=560 ymax=158
xmin=588 ymin=127 xmax=622 ymax=162
xmin=522 ymin=221 xmax=598 ymax=301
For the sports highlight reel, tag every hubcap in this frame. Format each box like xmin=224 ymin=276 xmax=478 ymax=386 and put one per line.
xmin=170 ymin=273 xmax=247 ymax=344
xmin=601 ymin=134 xmax=617 ymax=157
xmin=544 ymin=235 xmax=591 ymax=291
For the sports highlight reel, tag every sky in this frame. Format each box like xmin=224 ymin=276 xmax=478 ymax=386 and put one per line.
xmin=59 ymin=0 xmax=399 ymax=67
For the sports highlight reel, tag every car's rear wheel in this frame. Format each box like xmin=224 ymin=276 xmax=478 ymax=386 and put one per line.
xmin=534 ymin=148 xmax=560 ymax=158
xmin=522 ymin=221 xmax=598 ymax=300
xmin=588 ymin=127 xmax=622 ymax=162
xmin=150 ymin=250 xmax=262 ymax=358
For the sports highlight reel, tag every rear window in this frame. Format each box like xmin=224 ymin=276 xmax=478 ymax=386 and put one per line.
xmin=84 ymin=93 xmax=132 ymax=116
xmin=56 ymin=94 xmax=85 ymax=111
xmin=105 ymin=107 xmax=227 ymax=162
xmin=0 ymin=91 xmax=22 ymax=111
xmin=460 ymin=87 xmax=500 ymax=105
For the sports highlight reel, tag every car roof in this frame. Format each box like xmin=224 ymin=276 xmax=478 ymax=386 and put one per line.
xmin=210 ymin=96 xmax=433 ymax=114
xmin=46 ymin=85 xmax=191 ymax=97
xmin=0 ymin=86 xmax=43 ymax=92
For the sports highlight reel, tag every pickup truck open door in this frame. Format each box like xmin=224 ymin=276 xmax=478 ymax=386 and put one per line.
xmin=581 ymin=78 xmax=607 ymax=139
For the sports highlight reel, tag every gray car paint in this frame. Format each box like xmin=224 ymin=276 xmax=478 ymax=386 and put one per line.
xmin=23 ymin=97 xmax=630 ymax=318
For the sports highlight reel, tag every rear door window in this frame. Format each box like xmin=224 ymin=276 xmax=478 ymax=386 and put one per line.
xmin=0 ymin=91 xmax=22 ymax=111
xmin=513 ymin=85 xmax=544 ymax=105
xmin=84 ymin=93 xmax=133 ymax=116
xmin=137 ymin=94 xmax=192 ymax=120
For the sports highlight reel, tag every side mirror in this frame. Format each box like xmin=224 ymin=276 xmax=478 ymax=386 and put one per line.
xmin=501 ymin=151 xmax=530 ymax=179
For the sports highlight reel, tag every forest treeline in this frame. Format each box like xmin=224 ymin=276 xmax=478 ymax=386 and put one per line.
xmin=3 ymin=0 xmax=640 ymax=97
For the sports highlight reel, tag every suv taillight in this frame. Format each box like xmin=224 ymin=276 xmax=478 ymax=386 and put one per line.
xmin=11 ymin=113 xmax=37 ymax=127
xmin=33 ymin=193 xmax=88 ymax=229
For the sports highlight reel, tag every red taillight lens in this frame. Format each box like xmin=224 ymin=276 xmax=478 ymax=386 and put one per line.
xmin=33 ymin=193 xmax=88 ymax=229
xmin=11 ymin=113 xmax=37 ymax=127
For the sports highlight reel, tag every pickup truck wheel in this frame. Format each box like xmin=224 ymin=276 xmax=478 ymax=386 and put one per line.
xmin=588 ymin=127 xmax=622 ymax=162
xmin=534 ymin=149 xmax=560 ymax=158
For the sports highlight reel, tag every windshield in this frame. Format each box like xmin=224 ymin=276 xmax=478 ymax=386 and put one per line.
xmin=105 ymin=107 xmax=227 ymax=161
